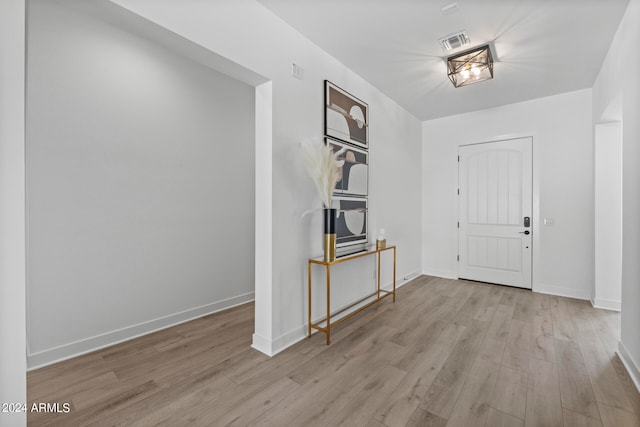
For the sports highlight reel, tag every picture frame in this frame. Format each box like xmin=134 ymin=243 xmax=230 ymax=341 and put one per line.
xmin=324 ymin=80 xmax=369 ymax=149
xmin=330 ymin=196 xmax=368 ymax=248
xmin=326 ymin=137 xmax=368 ymax=197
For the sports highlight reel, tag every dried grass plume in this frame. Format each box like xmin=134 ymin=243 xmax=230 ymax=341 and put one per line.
xmin=300 ymin=138 xmax=343 ymax=208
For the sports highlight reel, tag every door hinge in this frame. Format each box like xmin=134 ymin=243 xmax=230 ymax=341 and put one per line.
xmin=457 ymin=188 xmax=459 ymax=195
xmin=457 ymin=255 xmax=460 ymax=261
xmin=457 ymin=221 xmax=459 ymax=228
xmin=458 ymin=155 xmax=460 ymax=162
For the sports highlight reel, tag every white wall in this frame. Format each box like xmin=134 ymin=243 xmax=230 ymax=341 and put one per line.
xmin=0 ymin=0 xmax=27 ymax=424
xmin=109 ymin=0 xmax=423 ymax=354
xmin=593 ymin=0 xmax=640 ymax=389
xmin=594 ymin=122 xmax=622 ymax=311
xmin=422 ymin=89 xmax=594 ymax=300
xmin=27 ymin=0 xmax=256 ymax=367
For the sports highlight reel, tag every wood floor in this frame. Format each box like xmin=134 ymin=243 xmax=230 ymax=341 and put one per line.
xmin=28 ymin=276 xmax=640 ymax=426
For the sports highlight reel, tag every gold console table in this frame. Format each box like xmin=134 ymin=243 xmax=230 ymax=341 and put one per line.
xmin=308 ymin=245 xmax=396 ymax=344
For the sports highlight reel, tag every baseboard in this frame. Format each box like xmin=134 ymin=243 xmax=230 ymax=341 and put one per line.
xmin=618 ymin=340 xmax=640 ymax=394
xmin=401 ymin=271 xmax=421 ymax=283
xmin=592 ymin=297 xmax=622 ymax=311
xmin=533 ymin=283 xmax=591 ymax=300
xmin=252 ymin=274 xmax=417 ymax=358
xmin=251 ymin=332 xmax=275 ymax=356
xmin=28 ymin=291 xmax=255 ymax=370
xmin=421 ymin=267 xmax=456 ymax=280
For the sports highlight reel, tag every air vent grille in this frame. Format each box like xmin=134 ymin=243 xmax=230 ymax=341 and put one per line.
xmin=441 ymin=2 xmax=459 ymax=15
xmin=439 ymin=30 xmax=470 ymax=52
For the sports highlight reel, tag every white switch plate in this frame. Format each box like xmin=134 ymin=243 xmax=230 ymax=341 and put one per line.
xmin=291 ymin=62 xmax=304 ymax=80
xmin=544 ymin=218 xmax=554 ymax=225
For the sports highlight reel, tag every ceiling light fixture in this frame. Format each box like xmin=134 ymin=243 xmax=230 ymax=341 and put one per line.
xmin=447 ymin=44 xmax=494 ymax=88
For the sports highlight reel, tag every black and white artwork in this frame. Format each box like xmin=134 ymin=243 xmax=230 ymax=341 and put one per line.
xmin=331 ymin=197 xmax=368 ymax=248
xmin=326 ymin=138 xmax=368 ymax=196
xmin=324 ymin=81 xmax=369 ymax=149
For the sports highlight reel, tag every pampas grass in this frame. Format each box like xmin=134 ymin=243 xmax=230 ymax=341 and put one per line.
xmin=300 ymin=138 xmax=343 ymax=208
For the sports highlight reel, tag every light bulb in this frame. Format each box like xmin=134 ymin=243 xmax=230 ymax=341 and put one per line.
xmin=461 ymin=69 xmax=470 ymax=79
xmin=472 ymin=66 xmax=481 ymax=76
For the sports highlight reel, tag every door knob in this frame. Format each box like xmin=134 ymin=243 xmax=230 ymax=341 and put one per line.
xmin=519 ymin=230 xmax=530 ymax=235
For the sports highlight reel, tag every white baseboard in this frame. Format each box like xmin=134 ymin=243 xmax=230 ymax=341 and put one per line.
xmin=592 ymin=297 xmax=621 ymax=311
xmin=533 ymin=283 xmax=591 ymax=300
xmin=28 ymin=292 xmax=255 ymax=370
xmin=252 ymin=275 xmax=416 ymax=358
xmin=401 ymin=271 xmax=421 ymax=282
xmin=618 ymin=340 xmax=640 ymax=394
xmin=421 ymin=267 xmax=456 ymax=280
xmin=251 ymin=332 xmax=275 ymax=356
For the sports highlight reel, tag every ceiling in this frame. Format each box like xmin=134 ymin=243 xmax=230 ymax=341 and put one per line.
xmin=257 ymin=0 xmax=629 ymax=121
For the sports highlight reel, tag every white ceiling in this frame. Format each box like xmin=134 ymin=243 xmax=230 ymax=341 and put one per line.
xmin=257 ymin=0 xmax=629 ymax=121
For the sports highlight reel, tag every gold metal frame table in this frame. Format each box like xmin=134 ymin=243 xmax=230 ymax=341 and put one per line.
xmin=307 ymin=245 xmax=396 ymax=344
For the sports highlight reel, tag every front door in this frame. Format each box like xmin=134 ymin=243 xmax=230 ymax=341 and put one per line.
xmin=458 ymin=137 xmax=532 ymax=289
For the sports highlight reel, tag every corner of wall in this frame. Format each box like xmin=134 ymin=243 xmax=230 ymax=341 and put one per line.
xmin=618 ymin=340 xmax=640 ymax=394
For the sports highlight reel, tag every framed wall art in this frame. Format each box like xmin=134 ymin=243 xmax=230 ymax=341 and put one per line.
xmin=324 ymin=80 xmax=369 ymax=149
xmin=326 ymin=137 xmax=368 ymax=197
xmin=330 ymin=196 xmax=368 ymax=248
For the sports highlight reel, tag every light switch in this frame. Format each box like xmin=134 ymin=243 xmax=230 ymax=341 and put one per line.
xmin=544 ymin=218 xmax=554 ymax=225
xmin=291 ymin=62 xmax=304 ymax=80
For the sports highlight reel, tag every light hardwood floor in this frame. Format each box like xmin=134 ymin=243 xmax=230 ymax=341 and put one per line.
xmin=27 ymin=276 xmax=640 ymax=426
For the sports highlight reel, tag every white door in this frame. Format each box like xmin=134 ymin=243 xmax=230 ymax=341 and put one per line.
xmin=458 ymin=138 xmax=532 ymax=289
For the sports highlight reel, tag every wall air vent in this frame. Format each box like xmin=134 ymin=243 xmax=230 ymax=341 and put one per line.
xmin=438 ymin=30 xmax=470 ymax=52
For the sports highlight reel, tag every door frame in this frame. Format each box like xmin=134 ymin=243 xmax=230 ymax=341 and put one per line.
xmin=454 ymin=132 xmax=540 ymax=292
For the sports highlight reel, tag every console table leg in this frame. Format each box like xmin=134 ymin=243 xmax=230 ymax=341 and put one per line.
xmin=326 ymin=264 xmax=331 ymax=345
xmin=378 ymin=251 xmax=382 ymax=299
xmin=393 ymin=247 xmax=397 ymax=302
xmin=308 ymin=261 xmax=312 ymax=337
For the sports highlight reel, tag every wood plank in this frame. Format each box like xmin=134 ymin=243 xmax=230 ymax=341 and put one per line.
xmin=611 ymin=354 xmax=640 ymax=418
xmin=531 ymin=333 xmax=556 ymax=363
xmin=551 ymin=297 xmax=579 ymax=342
xmin=503 ymin=319 xmax=531 ymax=373
xmin=286 ymin=325 xmax=397 ymax=386
xmin=563 ymin=408 xmax=603 ymax=427
xmin=525 ymin=357 xmax=563 ymax=427
xmin=452 ymin=285 xmax=492 ymax=326
xmin=102 ymin=366 xmax=235 ymax=426
xmin=388 ymin=294 xmax=453 ymax=346
xmin=324 ymin=365 xmax=407 ymax=426
xmin=513 ymin=302 xmax=533 ymax=323
xmin=420 ymin=320 xmax=489 ymax=419
xmin=486 ymin=303 xmax=516 ymax=343
xmin=405 ymin=408 xmax=447 ymax=427
xmin=191 ymin=377 xmax=299 ymax=426
xmin=375 ymin=322 xmax=467 ymax=427
xmin=366 ymin=418 xmax=388 ymax=427
xmin=445 ymin=356 xmax=500 ymax=427
xmin=258 ymin=339 xmax=404 ymax=427
xmin=491 ymin=365 xmax=528 ymax=419
xmin=392 ymin=318 xmax=449 ymax=372
xmin=532 ymin=314 xmax=553 ymax=337
xmin=486 ymin=408 xmax=524 ymax=427
xmin=598 ymin=402 xmax=640 ymax=427
xmin=578 ymin=334 xmax=634 ymax=414
xmin=555 ymin=338 xmax=601 ymax=420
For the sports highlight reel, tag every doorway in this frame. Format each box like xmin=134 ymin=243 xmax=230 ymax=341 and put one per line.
xmin=458 ymin=137 xmax=533 ymax=289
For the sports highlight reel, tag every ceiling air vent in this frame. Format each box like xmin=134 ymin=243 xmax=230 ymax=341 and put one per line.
xmin=441 ymin=2 xmax=459 ymax=15
xmin=439 ymin=30 xmax=470 ymax=52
